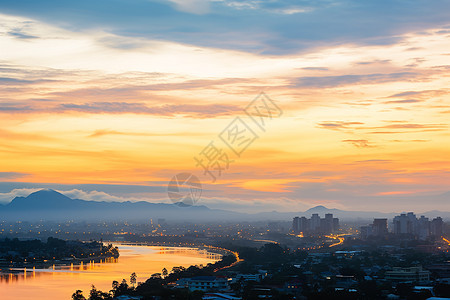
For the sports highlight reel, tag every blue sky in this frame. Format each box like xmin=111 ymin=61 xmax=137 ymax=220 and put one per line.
xmin=1 ymin=0 xmax=449 ymax=54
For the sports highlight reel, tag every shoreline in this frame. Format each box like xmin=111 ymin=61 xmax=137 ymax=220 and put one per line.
xmin=0 ymin=243 xmax=239 ymax=275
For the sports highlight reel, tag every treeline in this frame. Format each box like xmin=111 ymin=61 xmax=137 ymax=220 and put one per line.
xmin=0 ymin=237 xmax=119 ymax=263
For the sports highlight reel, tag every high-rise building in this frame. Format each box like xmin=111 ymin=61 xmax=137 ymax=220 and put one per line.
xmin=393 ymin=213 xmax=416 ymax=235
xmin=418 ymin=216 xmax=430 ymax=240
xmin=360 ymin=225 xmax=373 ymax=240
xmin=292 ymin=217 xmax=300 ymax=234
xmin=299 ymin=216 xmax=310 ymax=233
xmin=360 ymin=218 xmax=387 ymax=240
xmin=430 ymin=217 xmax=443 ymax=237
xmin=333 ymin=218 xmax=340 ymax=232
xmin=323 ymin=213 xmax=334 ymax=233
xmin=372 ymin=218 xmax=388 ymax=237
xmin=310 ymin=213 xmax=321 ymax=232
xmin=391 ymin=212 xmax=442 ymax=239
xmin=292 ymin=213 xmax=339 ymax=235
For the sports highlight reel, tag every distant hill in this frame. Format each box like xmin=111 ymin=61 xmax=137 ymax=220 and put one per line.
xmin=0 ymin=189 xmax=237 ymax=222
xmin=0 ymin=189 xmax=448 ymax=222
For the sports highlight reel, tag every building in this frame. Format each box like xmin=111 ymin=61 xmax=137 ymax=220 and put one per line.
xmin=430 ymin=217 xmax=443 ymax=237
xmin=292 ymin=217 xmax=300 ymax=234
xmin=360 ymin=218 xmax=387 ymax=240
xmin=392 ymin=212 xmax=443 ymax=239
xmin=418 ymin=216 xmax=430 ymax=240
xmin=385 ymin=266 xmax=430 ymax=283
xmin=310 ymin=213 xmax=321 ymax=233
xmin=393 ymin=212 xmax=416 ymax=235
xmin=360 ymin=225 xmax=373 ymax=240
xmin=292 ymin=213 xmax=339 ymax=235
xmin=186 ymin=276 xmax=229 ymax=291
xmin=322 ymin=213 xmax=334 ymax=233
xmin=333 ymin=217 xmax=340 ymax=232
xmin=234 ymin=273 xmax=265 ymax=282
xmin=372 ymin=219 xmax=388 ymax=237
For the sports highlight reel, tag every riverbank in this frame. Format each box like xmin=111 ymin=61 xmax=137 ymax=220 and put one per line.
xmin=0 ymin=244 xmax=221 ymax=300
xmin=0 ymin=237 xmax=119 ymax=271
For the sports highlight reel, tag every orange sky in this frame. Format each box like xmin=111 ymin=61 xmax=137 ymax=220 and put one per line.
xmin=0 ymin=11 xmax=449 ymax=212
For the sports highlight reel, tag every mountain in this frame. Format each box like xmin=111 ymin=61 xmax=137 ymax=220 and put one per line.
xmin=0 ymin=190 xmax=449 ymax=222
xmin=0 ymin=189 xmax=240 ymax=222
xmin=8 ymin=189 xmax=81 ymax=210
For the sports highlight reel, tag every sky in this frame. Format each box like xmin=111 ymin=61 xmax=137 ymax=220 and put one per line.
xmin=0 ymin=0 xmax=449 ymax=213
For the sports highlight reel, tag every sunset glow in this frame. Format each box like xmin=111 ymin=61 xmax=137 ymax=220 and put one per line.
xmin=0 ymin=1 xmax=449 ymax=213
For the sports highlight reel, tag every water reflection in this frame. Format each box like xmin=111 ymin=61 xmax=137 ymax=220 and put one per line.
xmin=0 ymin=258 xmax=120 ymax=283
xmin=0 ymin=245 xmax=220 ymax=300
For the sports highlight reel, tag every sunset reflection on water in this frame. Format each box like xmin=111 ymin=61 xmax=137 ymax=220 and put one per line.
xmin=0 ymin=245 xmax=219 ymax=300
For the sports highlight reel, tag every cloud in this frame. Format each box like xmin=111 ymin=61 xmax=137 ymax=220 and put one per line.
xmin=0 ymin=172 xmax=29 ymax=179
xmin=382 ymin=123 xmax=446 ymax=129
xmin=0 ymin=101 xmax=243 ymax=117
xmin=354 ymin=59 xmax=391 ymax=65
xmin=87 ymin=129 xmax=206 ymax=138
xmin=0 ymin=188 xmax=41 ymax=204
xmin=1 ymin=0 xmax=450 ymax=54
xmin=0 ymin=187 xmax=161 ymax=205
xmin=389 ymin=139 xmax=430 ymax=143
xmin=167 ymin=0 xmax=210 ymax=14
xmin=301 ymin=67 xmax=329 ymax=71
xmin=342 ymin=139 xmax=374 ymax=148
xmin=384 ymin=99 xmax=422 ymax=104
xmin=58 ymin=102 xmax=242 ymax=117
xmin=0 ymin=77 xmax=36 ymax=84
xmin=387 ymin=89 xmax=448 ymax=99
xmin=293 ymin=72 xmax=417 ymax=88
xmin=8 ymin=28 xmax=38 ymax=39
xmin=317 ymin=121 xmax=364 ymax=130
xmin=57 ymin=189 xmax=144 ymax=203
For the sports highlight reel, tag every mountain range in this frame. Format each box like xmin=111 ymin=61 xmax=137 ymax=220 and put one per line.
xmin=0 ymin=189 xmax=449 ymax=222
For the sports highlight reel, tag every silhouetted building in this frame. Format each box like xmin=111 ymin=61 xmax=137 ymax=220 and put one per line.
xmin=418 ymin=216 xmax=430 ymax=240
xmin=360 ymin=218 xmax=387 ymax=240
xmin=373 ymin=218 xmax=388 ymax=236
xmin=391 ymin=212 xmax=443 ymax=240
xmin=393 ymin=212 xmax=416 ymax=235
xmin=333 ymin=217 xmax=340 ymax=232
xmin=310 ymin=213 xmax=321 ymax=232
xmin=292 ymin=217 xmax=300 ymax=234
xmin=360 ymin=225 xmax=373 ymax=240
xmin=430 ymin=217 xmax=443 ymax=237
xmin=292 ymin=213 xmax=339 ymax=235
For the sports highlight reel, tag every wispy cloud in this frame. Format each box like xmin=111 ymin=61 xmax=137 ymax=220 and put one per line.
xmin=317 ymin=121 xmax=364 ymax=130
xmin=0 ymin=172 xmax=29 ymax=179
xmin=342 ymin=139 xmax=374 ymax=148
xmin=293 ymin=72 xmax=418 ymax=88
xmin=384 ymin=99 xmax=422 ymax=104
xmin=0 ymin=102 xmax=242 ymax=117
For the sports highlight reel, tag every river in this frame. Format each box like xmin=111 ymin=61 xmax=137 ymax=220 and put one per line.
xmin=0 ymin=245 xmax=222 ymax=299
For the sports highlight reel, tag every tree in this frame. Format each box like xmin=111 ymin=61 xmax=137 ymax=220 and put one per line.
xmin=162 ymin=267 xmax=168 ymax=277
xmin=88 ymin=285 xmax=113 ymax=300
xmin=110 ymin=281 xmax=119 ymax=297
xmin=72 ymin=290 xmax=86 ymax=300
xmin=130 ymin=272 xmax=137 ymax=288
xmin=119 ymin=279 xmax=129 ymax=291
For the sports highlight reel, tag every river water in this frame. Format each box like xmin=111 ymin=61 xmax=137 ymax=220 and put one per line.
xmin=0 ymin=245 xmax=221 ymax=300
